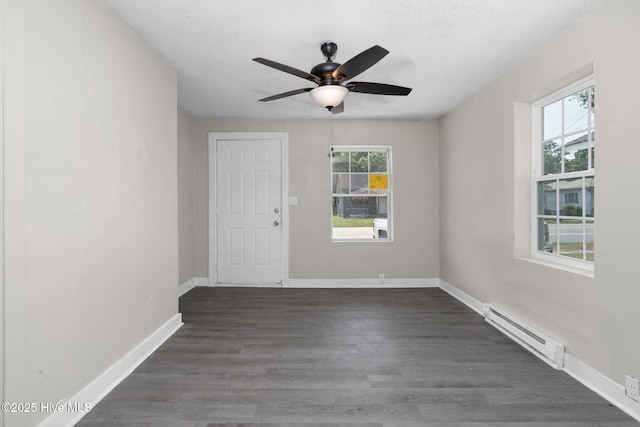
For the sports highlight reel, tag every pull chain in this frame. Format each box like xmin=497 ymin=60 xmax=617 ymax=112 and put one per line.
xmin=328 ymin=115 xmax=335 ymax=157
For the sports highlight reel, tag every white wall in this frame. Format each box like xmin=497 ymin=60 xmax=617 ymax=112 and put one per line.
xmin=178 ymin=107 xmax=196 ymax=285
xmin=193 ymin=118 xmax=440 ymax=281
xmin=440 ymin=0 xmax=640 ymax=387
xmin=3 ymin=1 xmax=179 ymax=425
xmin=0 ymin=0 xmax=9 ymax=412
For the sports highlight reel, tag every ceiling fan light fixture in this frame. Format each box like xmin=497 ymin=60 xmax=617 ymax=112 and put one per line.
xmin=254 ymin=43 xmax=411 ymax=114
xmin=309 ymin=85 xmax=348 ymax=110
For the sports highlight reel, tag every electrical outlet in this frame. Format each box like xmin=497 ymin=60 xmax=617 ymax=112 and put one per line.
xmin=625 ymin=375 xmax=640 ymax=402
xmin=378 ymin=273 xmax=385 ymax=284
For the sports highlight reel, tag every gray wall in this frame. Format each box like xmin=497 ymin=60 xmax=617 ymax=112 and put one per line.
xmin=439 ymin=0 xmax=640 ymax=385
xmin=3 ymin=1 xmax=179 ymax=425
xmin=193 ymin=118 xmax=440 ymax=280
xmin=178 ymin=107 xmax=196 ymax=285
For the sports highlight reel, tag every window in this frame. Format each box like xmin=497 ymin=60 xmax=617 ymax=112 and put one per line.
xmin=565 ymin=192 xmax=579 ymax=205
xmin=532 ymin=76 xmax=595 ymax=269
xmin=331 ymin=146 xmax=391 ymax=241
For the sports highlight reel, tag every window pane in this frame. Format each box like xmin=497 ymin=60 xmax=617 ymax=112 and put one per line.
xmin=564 ymin=89 xmax=590 ymax=133
xmin=588 ymin=86 xmax=595 ymax=168
xmin=558 ymin=219 xmax=585 ymax=260
xmin=333 ymin=173 xmax=349 ymax=194
xmin=350 ymin=152 xmax=368 ymax=172
xmin=564 ymin=131 xmax=589 ymax=172
xmin=585 ymin=176 xmax=595 ymax=217
xmin=590 ymin=86 xmax=595 ymax=126
xmin=590 ymin=131 xmax=595 ymax=169
xmin=559 ymin=178 xmax=582 ymax=216
xmin=332 ymin=196 xmax=388 ymax=240
xmin=537 ymin=218 xmax=554 ymax=253
xmin=543 ymin=139 xmax=561 ymax=175
xmin=543 ymin=99 xmax=562 ymax=140
xmin=332 ymin=152 xmax=349 ymax=172
xmin=369 ymin=151 xmax=387 ymax=172
xmin=586 ymin=219 xmax=595 ymax=262
xmin=350 ymin=174 xmax=369 ymax=194
xmin=538 ymin=180 xmax=557 ymax=215
xmin=370 ymin=174 xmax=388 ymax=194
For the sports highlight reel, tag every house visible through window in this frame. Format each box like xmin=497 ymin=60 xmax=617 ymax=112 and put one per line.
xmin=565 ymin=192 xmax=579 ymax=205
xmin=331 ymin=146 xmax=391 ymax=241
xmin=533 ymin=76 xmax=595 ymax=269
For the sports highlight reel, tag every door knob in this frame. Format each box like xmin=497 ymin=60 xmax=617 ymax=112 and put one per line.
xmin=274 ymin=220 xmax=280 ymax=226
xmin=274 ymin=208 xmax=279 ymax=213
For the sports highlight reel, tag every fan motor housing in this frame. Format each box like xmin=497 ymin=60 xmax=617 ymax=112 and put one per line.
xmin=311 ymin=61 xmax=340 ymax=81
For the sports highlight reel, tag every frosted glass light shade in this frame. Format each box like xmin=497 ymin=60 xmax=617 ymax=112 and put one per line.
xmin=309 ymin=85 xmax=348 ymax=109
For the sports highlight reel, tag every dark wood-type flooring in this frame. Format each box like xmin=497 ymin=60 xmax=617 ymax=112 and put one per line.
xmin=78 ymin=287 xmax=638 ymax=426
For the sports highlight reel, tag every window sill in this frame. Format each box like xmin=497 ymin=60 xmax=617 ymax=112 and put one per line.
xmin=331 ymin=238 xmax=393 ymax=243
xmin=518 ymin=256 xmax=594 ymax=278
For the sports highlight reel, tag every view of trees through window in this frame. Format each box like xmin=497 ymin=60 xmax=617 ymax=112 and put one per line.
xmin=535 ymin=80 xmax=595 ymax=265
xmin=331 ymin=147 xmax=391 ymax=240
xmin=543 ymin=87 xmax=595 ymax=175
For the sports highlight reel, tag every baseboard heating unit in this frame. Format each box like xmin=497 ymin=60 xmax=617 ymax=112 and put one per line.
xmin=483 ymin=304 xmax=565 ymax=370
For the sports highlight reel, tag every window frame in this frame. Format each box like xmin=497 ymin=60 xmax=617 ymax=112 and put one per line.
xmin=531 ymin=75 xmax=595 ymax=271
xmin=330 ymin=145 xmax=393 ymax=242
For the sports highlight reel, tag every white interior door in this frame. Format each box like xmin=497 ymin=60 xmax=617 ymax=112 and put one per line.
xmin=214 ymin=136 xmax=283 ymax=284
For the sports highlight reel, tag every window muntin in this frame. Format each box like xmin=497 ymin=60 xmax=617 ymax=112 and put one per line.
xmin=533 ymin=77 xmax=595 ymax=269
xmin=331 ymin=147 xmax=391 ymax=241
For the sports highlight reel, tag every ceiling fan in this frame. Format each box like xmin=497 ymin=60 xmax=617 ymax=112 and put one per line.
xmin=253 ymin=42 xmax=412 ymax=114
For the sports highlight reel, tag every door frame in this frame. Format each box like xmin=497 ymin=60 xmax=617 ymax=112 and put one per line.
xmin=208 ymin=132 xmax=289 ymax=286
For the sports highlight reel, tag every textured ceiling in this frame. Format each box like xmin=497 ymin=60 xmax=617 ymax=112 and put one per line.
xmin=106 ymin=0 xmax=603 ymax=120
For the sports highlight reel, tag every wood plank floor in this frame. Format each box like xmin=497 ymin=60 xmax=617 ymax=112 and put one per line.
xmin=78 ymin=287 xmax=638 ymax=426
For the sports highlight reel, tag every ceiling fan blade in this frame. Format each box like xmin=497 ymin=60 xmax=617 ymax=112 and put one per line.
xmin=332 ymin=45 xmax=389 ymax=82
xmin=347 ymin=81 xmax=412 ymax=96
xmin=253 ymin=57 xmax=320 ymax=83
xmin=258 ymin=88 xmax=312 ymax=102
xmin=331 ymin=101 xmax=344 ymax=114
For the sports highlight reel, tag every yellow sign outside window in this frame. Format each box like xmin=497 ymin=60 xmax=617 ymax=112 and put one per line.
xmin=370 ymin=174 xmax=388 ymax=190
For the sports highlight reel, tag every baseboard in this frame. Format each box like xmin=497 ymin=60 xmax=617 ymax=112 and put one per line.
xmin=440 ymin=279 xmax=640 ymax=423
xmin=179 ymin=277 xmax=210 ymax=296
xmin=194 ymin=277 xmax=210 ymax=287
xmin=284 ymin=278 xmax=440 ymax=288
xmin=438 ymin=279 xmax=484 ymax=315
xmin=178 ymin=278 xmax=197 ymax=296
xmin=194 ymin=277 xmax=439 ymax=289
xmin=564 ymin=353 xmax=640 ymax=422
xmin=39 ymin=314 xmax=183 ymax=427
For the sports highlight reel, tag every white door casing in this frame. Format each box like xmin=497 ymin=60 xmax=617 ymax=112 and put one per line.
xmin=209 ymin=133 xmax=288 ymax=285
